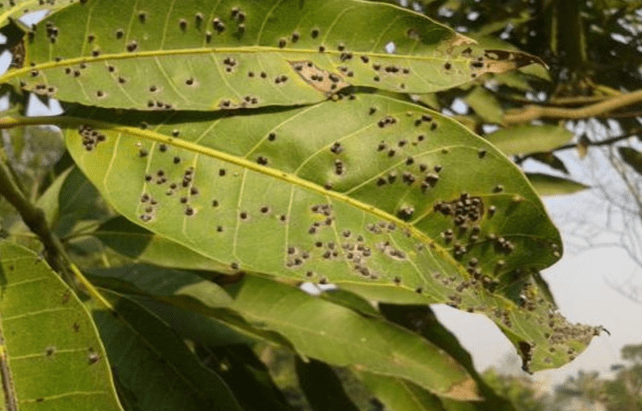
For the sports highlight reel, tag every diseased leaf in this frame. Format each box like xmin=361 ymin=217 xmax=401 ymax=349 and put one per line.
xmin=485 ymin=125 xmax=573 ymax=156
xmin=526 ymin=173 xmax=589 ymax=196
xmin=7 ymin=0 xmax=543 ymax=110
xmin=618 ymin=146 xmax=642 ymax=175
xmin=55 ymin=92 xmax=601 ymax=371
xmin=0 ymin=241 xmax=123 ymax=411
xmin=87 ymin=289 xmax=245 ymax=411
xmin=87 ymin=265 xmax=481 ymax=400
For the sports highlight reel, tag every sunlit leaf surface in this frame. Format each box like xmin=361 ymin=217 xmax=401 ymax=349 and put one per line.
xmin=50 ymin=93 xmax=602 ymax=372
xmin=7 ymin=0 xmax=542 ymax=110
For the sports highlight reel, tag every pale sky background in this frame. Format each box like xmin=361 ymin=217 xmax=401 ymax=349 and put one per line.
xmin=4 ymin=6 xmax=642 ymax=394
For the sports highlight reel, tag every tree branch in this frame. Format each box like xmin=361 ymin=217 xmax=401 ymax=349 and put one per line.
xmin=504 ymin=88 xmax=642 ymax=124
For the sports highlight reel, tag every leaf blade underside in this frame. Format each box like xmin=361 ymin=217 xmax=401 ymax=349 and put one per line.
xmin=10 ymin=0 xmax=542 ymax=110
xmin=54 ymin=93 xmax=601 ymax=372
xmin=0 ymin=241 xmax=123 ymax=411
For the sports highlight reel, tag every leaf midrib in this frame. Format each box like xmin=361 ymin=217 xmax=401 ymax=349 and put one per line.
xmin=0 ymin=45 xmax=467 ymax=84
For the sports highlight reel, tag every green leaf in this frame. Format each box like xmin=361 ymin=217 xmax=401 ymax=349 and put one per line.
xmin=0 ymin=240 xmax=123 ymax=411
xmin=357 ymin=371 xmax=446 ymax=411
xmin=618 ymin=147 xmax=642 ymax=175
xmin=465 ymin=87 xmax=504 ymax=124
xmin=530 ymin=152 xmax=569 ymax=174
xmin=62 ymin=94 xmax=561 ymax=295
xmin=377 ymin=304 xmax=515 ymax=410
xmin=525 ymin=173 xmax=589 ymax=196
xmin=295 ymin=357 xmax=360 ymax=411
xmin=87 ymin=265 xmax=481 ymax=400
xmin=35 ymin=166 xmax=104 ymax=237
xmin=87 ymin=289 xmax=245 ymax=411
xmin=7 ymin=0 xmax=543 ymax=110
xmin=94 ymin=216 xmax=230 ymax=272
xmin=485 ymin=125 xmax=573 ymax=156
xmin=56 ymin=92 xmax=601 ymax=372
xmin=196 ymin=345 xmax=297 ymax=411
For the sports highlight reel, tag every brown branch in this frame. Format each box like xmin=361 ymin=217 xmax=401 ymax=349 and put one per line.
xmin=504 ymin=88 xmax=642 ymax=124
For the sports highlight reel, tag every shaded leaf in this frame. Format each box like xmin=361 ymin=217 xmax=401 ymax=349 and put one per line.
xmin=94 ymin=216 xmax=228 ymax=272
xmin=87 ymin=289 xmax=244 ymax=411
xmin=34 ymin=166 xmax=104 ymax=237
xmin=87 ymin=265 xmax=481 ymax=400
xmin=465 ymin=86 xmax=504 ymax=124
xmin=378 ymin=304 xmax=515 ymax=410
xmin=197 ymin=345 xmax=297 ymax=411
xmin=295 ymin=357 xmax=360 ymax=411
xmin=525 ymin=173 xmax=589 ymax=196
xmin=485 ymin=125 xmax=573 ymax=156
xmin=530 ymin=152 xmax=569 ymax=174
xmin=618 ymin=146 xmax=642 ymax=175
xmin=0 ymin=240 xmax=123 ymax=410
xmin=8 ymin=0 xmax=543 ymax=110
xmin=357 ymin=371 xmax=446 ymax=411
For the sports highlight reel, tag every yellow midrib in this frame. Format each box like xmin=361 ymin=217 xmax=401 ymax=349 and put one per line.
xmin=0 ymin=45 xmax=470 ymax=83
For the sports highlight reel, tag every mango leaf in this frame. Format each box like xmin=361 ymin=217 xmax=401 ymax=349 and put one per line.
xmin=87 ymin=289 xmax=245 ymax=411
xmin=464 ymin=86 xmax=504 ymax=124
xmin=6 ymin=0 xmax=543 ymax=111
xmin=196 ymin=345 xmax=297 ymax=411
xmin=618 ymin=146 xmax=642 ymax=175
xmin=295 ymin=357 xmax=360 ymax=411
xmin=376 ymin=304 xmax=515 ymax=410
xmin=530 ymin=152 xmax=569 ymax=174
xmin=35 ymin=166 xmax=104 ymax=237
xmin=0 ymin=240 xmax=123 ymax=411
xmin=53 ymin=92 xmax=602 ymax=371
xmin=86 ymin=265 xmax=481 ymax=400
xmin=356 ymin=371 xmax=446 ymax=411
xmin=525 ymin=173 xmax=589 ymax=197
xmin=485 ymin=125 xmax=573 ymax=156
xmin=94 ymin=216 xmax=231 ymax=272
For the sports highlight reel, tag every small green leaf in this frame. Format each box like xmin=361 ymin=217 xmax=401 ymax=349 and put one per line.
xmin=530 ymin=152 xmax=569 ymax=174
xmin=0 ymin=240 xmax=123 ymax=411
xmin=526 ymin=173 xmax=589 ymax=196
xmin=485 ymin=125 xmax=573 ymax=156
xmin=618 ymin=147 xmax=642 ymax=175
xmin=8 ymin=0 xmax=544 ymax=110
xmin=465 ymin=87 xmax=504 ymax=124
